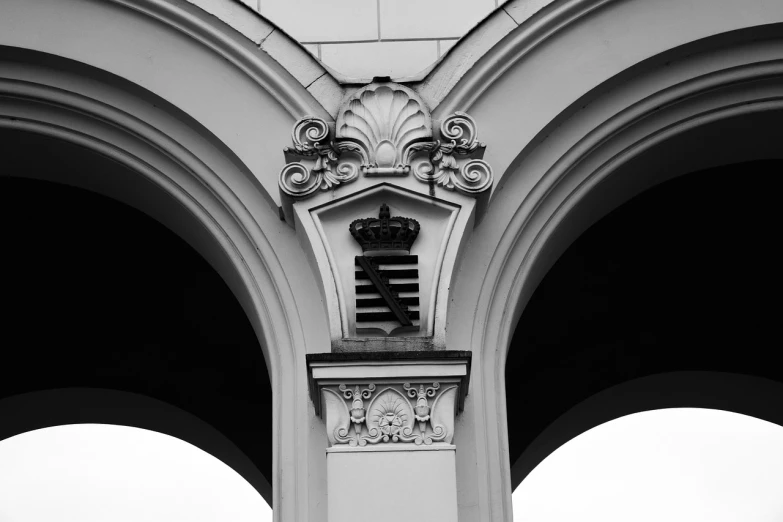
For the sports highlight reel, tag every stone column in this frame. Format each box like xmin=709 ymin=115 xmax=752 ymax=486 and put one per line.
xmin=307 ymin=352 xmax=471 ymax=522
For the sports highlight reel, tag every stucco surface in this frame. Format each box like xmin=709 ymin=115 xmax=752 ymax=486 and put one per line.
xmin=238 ymin=0 xmax=506 ymax=79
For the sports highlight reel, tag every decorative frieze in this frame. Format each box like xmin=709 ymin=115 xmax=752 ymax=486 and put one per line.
xmin=308 ymin=352 xmax=471 ymax=449
xmin=279 ymin=82 xmax=493 ymax=199
xmin=325 ymin=381 xmax=454 ymax=446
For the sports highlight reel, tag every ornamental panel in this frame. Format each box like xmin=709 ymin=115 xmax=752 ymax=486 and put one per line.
xmin=308 ymin=352 xmax=470 ymax=449
xmin=278 ymin=81 xmax=494 ymax=351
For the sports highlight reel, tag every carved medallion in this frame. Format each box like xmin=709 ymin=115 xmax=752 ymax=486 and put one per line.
xmin=350 ymin=204 xmax=420 ymax=335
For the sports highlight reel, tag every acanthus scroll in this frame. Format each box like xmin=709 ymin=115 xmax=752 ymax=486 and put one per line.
xmin=413 ymin=111 xmax=494 ymax=196
xmin=279 ymin=116 xmax=358 ymax=198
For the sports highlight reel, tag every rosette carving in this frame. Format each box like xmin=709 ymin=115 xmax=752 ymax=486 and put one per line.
xmin=279 ymin=116 xmax=358 ymax=198
xmin=413 ymin=111 xmax=494 ymax=196
xmin=364 ymin=388 xmax=414 ymax=444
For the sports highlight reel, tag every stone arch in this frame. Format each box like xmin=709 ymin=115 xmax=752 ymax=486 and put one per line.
xmin=509 ymin=372 xmax=783 ymax=490
xmin=503 ymin=157 xmax=783 ymax=490
xmin=0 ymin=171 xmax=273 ymax=502
xmin=0 ymin=41 xmax=329 ymax=520
xmin=0 ymin=0 xmax=340 ymax=206
xmin=446 ymin=20 xmax=783 ymax=522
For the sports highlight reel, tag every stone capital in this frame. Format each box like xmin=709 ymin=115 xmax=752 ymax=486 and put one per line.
xmin=307 ymin=352 xmax=471 ymax=448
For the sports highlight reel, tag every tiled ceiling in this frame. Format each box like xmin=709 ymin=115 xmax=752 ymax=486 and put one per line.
xmin=239 ymin=0 xmax=503 ymax=79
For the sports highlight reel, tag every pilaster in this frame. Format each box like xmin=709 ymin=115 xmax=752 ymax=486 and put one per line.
xmin=284 ymin=81 xmax=490 ymax=522
xmin=307 ymin=352 xmax=471 ymax=522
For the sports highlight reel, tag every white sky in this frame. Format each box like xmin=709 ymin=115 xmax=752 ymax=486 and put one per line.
xmin=0 ymin=409 xmax=781 ymax=521
xmin=0 ymin=425 xmax=272 ymax=522
xmin=513 ymin=409 xmax=783 ymax=522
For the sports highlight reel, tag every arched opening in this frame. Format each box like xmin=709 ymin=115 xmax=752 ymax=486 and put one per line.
xmin=0 ymin=130 xmax=273 ymax=504
xmin=506 ymin=160 xmax=783 ymax=491
xmin=0 ymin=424 xmax=272 ymax=521
xmin=512 ymin=408 xmax=783 ymax=521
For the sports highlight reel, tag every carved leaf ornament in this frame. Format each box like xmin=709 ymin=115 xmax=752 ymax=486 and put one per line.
xmin=279 ymin=117 xmax=359 ymax=197
xmin=412 ymin=112 xmax=492 ymax=194
xmin=279 ymin=82 xmax=493 ymax=198
xmin=326 ymin=382 xmax=455 ymax=447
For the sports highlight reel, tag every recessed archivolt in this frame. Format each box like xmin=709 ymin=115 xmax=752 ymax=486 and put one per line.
xmin=0 ymin=52 xmax=323 ymax=520
xmin=445 ymin=31 xmax=783 ymax=522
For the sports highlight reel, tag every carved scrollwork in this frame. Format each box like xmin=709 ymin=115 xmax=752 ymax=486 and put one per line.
xmin=279 ymin=87 xmax=494 ymax=199
xmin=279 ymin=116 xmax=358 ymax=198
xmin=279 ymin=162 xmax=320 ymax=197
xmin=455 ymin=159 xmax=493 ymax=194
xmin=323 ymin=381 xmax=455 ymax=447
xmin=289 ymin=116 xmax=330 ymax=154
xmin=440 ymin=112 xmax=481 ymax=155
xmin=412 ymin=111 xmax=494 ymax=195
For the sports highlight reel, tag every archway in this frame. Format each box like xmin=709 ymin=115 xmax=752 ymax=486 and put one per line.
xmin=0 ymin=38 xmax=327 ymax=515
xmin=445 ymin=23 xmax=783 ymax=518
xmin=0 ymin=130 xmax=273 ymax=503
xmin=505 ymin=160 xmax=783 ymax=490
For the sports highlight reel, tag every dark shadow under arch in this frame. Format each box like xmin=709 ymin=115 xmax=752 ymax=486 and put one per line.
xmin=0 ymin=134 xmax=273 ymax=503
xmin=506 ymin=160 xmax=783 ymax=490
xmin=0 ymin=388 xmax=271 ymax=499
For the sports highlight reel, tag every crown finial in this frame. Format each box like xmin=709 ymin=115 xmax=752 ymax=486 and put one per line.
xmin=349 ymin=204 xmax=420 ymax=253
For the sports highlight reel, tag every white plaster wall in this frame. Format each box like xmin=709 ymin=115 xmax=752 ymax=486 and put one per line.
xmin=237 ymin=0 xmax=505 ymax=79
xmin=327 ymin=447 xmax=458 ymax=522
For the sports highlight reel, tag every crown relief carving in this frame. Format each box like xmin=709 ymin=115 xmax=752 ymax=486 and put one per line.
xmin=279 ymin=82 xmax=493 ymax=198
xmin=349 ymin=203 xmax=420 ymax=253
